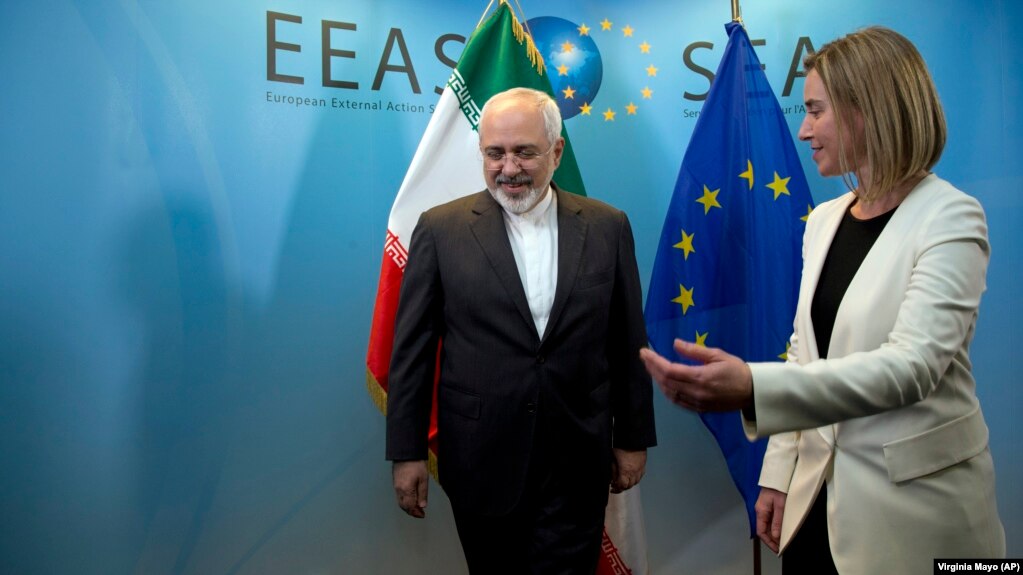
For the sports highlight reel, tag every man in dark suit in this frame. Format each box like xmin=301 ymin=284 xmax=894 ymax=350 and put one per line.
xmin=386 ymin=87 xmax=656 ymax=574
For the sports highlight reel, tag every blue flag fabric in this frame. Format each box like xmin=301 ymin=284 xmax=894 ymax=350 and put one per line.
xmin=644 ymin=22 xmax=814 ymax=536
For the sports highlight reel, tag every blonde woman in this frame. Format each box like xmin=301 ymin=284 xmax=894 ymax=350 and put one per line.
xmin=641 ymin=27 xmax=1004 ymax=574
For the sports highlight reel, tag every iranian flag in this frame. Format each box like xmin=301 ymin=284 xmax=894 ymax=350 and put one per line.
xmin=366 ymin=2 xmax=646 ymax=572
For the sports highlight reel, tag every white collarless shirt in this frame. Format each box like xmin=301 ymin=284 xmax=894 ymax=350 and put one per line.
xmin=502 ymin=187 xmax=558 ymax=338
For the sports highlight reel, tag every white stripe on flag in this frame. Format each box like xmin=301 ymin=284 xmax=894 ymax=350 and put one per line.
xmin=387 ymin=84 xmax=486 ymax=248
xmin=606 ymin=486 xmax=649 ymax=574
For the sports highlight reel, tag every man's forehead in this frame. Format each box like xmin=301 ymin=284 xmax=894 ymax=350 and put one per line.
xmin=480 ymin=116 xmax=545 ymax=143
xmin=488 ymin=95 xmax=530 ymax=111
xmin=483 ymin=104 xmax=538 ymax=126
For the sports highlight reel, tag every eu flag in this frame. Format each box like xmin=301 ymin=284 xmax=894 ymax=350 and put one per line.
xmin=644 ymin=22 xmax=813 ymax=536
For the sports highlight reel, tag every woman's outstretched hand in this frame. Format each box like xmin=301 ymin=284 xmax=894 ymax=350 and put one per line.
xmin=640 ymin=339 xmax=754 ymax=413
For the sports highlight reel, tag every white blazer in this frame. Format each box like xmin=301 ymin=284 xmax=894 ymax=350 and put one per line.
xmin=744 ymin=174 xmax=1004 ymax=574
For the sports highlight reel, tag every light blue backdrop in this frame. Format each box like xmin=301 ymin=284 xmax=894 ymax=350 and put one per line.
xmin=1 ymin=1 xmax=1019 ymax=573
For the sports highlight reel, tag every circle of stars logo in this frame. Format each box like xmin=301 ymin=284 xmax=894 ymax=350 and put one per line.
xmin=527 ymin=15 xmax=660 ymax=122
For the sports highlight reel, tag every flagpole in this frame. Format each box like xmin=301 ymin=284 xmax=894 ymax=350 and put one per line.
xmin=727 ymin=3 xmax=759 ymax=566
xmin=731 ymin=6 xmax=758 ymax=574
xmin=474 ymin=0 xmax=496 ymax=30
xmin=734 ymin=6 xmax=758 ymax=575
xmin=753 ymin=537 xmax=761 ymax=575
xmin=730 ymin=1 xmax=762 ymax=564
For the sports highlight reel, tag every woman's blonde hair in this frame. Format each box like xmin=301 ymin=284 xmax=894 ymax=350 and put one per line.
xmin=804 ymin=26 xmax=946 ymax=201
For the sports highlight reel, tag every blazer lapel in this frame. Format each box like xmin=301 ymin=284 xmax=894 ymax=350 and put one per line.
xmin=468 ymin=191 xmax=537 ymax=337
xmin=800 ymin=192 xmax=857 ymax=363
xmin=801 ymin=193 xmax=856 ymax=449
xmin=543 ymin=188 xmax=586 ymax=343
xmin=833 ymin=178 xmax=929 ymax=336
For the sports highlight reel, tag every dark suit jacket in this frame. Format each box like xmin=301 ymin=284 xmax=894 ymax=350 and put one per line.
xmin=386 ymin=186 xmax=656 ymax=516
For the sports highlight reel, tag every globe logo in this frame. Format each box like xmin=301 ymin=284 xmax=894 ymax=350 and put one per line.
xmin=526 ymin=16 xmax=603 ymax=120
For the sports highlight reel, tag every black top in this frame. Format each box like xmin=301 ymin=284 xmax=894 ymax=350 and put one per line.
xmin=810 ymin=202 xmax=897 ymax=357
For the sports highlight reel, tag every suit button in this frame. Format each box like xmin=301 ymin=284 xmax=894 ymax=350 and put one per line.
xmin=536 ymin=355 xmax=545 ymax=364
xmin=526 ymin=402 xmax=536 ymax=413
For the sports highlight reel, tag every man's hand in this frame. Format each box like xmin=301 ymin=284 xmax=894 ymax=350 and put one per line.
xmin=392 ymin=460 xmax=429 ymax=518
xmin=755 ymin=487 xmax=786 ymax=554
xmin=610 ymin=448 xmax=647 ymax=494
xmin=639 ymin=339 xmax=753 ymax=413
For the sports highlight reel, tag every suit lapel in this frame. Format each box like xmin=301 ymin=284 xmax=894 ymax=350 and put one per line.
xmin=800 ymin=192 xmax=856 ymax=362
xmin=802 ymin=194 xmax=857 ymax=449
xmin=835 ymin=178 xmax=927 ymax=326
xmin=543 ymin=188 xmax=586 ymax=343
xmin=468 ymin=191 xmax=537 ymax=337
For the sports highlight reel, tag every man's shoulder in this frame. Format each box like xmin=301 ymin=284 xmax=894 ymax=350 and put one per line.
xmin=557 ymin=188 xmax=623 ymax=218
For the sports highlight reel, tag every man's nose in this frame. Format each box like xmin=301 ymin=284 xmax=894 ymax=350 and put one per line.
xmin=500 ymin=156 xmax=524 ymax=173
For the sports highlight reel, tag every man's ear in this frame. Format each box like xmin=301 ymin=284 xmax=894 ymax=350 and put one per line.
xmin=551 ymin=137 xmax=566 ymax=169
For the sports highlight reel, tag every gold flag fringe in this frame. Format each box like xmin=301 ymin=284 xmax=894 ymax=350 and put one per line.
xmin=427 ymin=450 xmax=439 ymax=481
xmin=496 ymin=0 xmax=546 ymax=76
xmin=366 ymin=369 xmax=388 ymax=415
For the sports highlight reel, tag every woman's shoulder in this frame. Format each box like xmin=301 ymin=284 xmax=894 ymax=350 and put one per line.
xmin=913 ymin=173 xmax=977 ymax=201
xmin=904 ymin=174 xmax=984 ymax=216
xmin=901 ymin=174 xmax=989 ymax=247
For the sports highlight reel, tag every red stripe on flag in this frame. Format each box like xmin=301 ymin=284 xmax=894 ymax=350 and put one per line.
xmin=367 ymin=230 xmax=408 ymax=397
xmin=596 ymin=528 xmax=633 ymax=575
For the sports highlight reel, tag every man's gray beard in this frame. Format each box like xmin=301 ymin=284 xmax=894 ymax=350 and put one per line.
xmin=489 ymin=185 xmax=543 ymax=214
xmin=488 ymin=176 xmax=547 ymax=215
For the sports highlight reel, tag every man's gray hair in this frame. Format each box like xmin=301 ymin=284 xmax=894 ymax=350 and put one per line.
xmin=479 ymin=87 xmax=562 ymax=145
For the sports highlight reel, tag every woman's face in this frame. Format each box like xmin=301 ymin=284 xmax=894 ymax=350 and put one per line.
xmin=797 ymin=69 xmax=863 ymax=178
